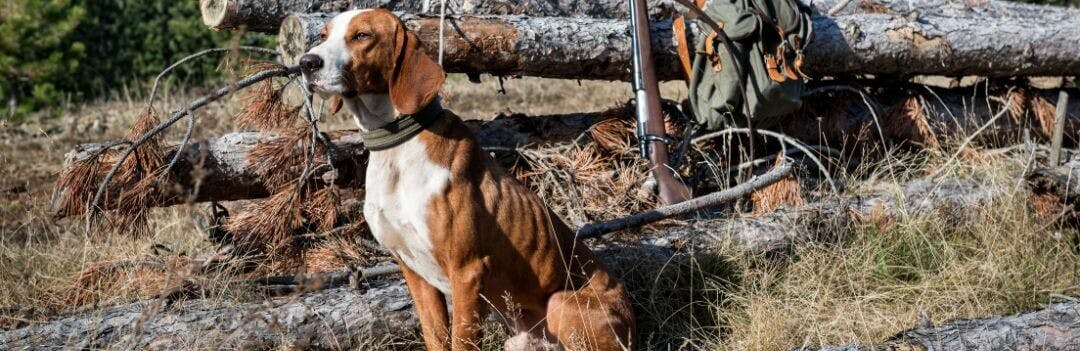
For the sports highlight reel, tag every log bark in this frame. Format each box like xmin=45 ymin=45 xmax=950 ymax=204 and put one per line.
xmin=802 ymin=301 xmax=1080 ymax=351
xmin=201 ymin=0 xmax=353 ymax=32
xmin=711 ymin=175 xmax=1012 ymax=253
xmin=0 ymin=280 xmax=418 ymax=350
xmin=201 ymin=0 xmax=678 ymax=32
xmin=275 ymin=1 xmax=1080 ymax=80
xmin=278 ymin=13 xmax=684 ymax=80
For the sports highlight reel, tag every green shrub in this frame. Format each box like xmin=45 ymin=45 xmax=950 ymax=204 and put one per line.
xmin=1 ymin=0 xmax=272 ymax=121
xmin=0 ymin=0 xmax=86 ymax=119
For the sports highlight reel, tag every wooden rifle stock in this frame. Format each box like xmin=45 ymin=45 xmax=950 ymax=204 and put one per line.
xmin=629 ymin=0 xmax=691 ymax=205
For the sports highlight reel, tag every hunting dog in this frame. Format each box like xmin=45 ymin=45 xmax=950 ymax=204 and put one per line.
xmin=298 ymin=9 xmax=635 ymax=351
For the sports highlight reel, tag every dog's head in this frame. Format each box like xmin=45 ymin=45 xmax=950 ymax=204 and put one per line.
xmin=300 ymin=9 xmax=445 ymax=115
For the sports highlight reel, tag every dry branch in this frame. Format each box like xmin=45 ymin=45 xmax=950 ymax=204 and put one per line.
xmin=577 ymin=159 xmax=794 ymax=238
xmin=275 ymin=0 xmax=1080 ymax=80
xmin=802 ymin=301 xmax=1080 ymax=351
xmin=201 ymin=0 xmax=678 ymax=32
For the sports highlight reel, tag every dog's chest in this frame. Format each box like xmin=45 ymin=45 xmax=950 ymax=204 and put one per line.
xmin=364 ymin=138 xmax=453 ymax=294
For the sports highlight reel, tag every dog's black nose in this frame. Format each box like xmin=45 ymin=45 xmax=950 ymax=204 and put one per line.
xmin=299 ymin=54 xmax=323 ymax=72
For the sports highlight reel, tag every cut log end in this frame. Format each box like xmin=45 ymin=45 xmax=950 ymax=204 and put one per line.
xmin=278 ymin=13 xmax=330 ymax=67
xmin=199 ymin=0 xmax=232 ymax=30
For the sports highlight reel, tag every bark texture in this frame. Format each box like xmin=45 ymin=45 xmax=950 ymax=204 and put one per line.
xmin=279 ymin=13 xmax=682 ymax=80
xmin=707 ymin=175 xmax=1011 ymax=253
xmin=804 ymin=301 xmax=1080 ymax=351
xmin=202 ymin=0 xmax=678 ymax=32
xmin=201 ymin=0 xmax=353 ymax=32
xmin=275 ymin=1 xmax=1080 ymax=80
xmin=0 ymin=280 xmax=417 ymax=350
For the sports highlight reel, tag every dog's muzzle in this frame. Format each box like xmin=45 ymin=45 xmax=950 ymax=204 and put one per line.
xmin=299 ymin=54 xmax=324 ymax=73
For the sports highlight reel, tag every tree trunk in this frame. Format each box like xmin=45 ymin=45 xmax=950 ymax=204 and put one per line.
xmin=201 ymin=0 xmax=678 ymax=32
xmin=274 ymin=1 xmax=1080 ymax=80
xmin=802 ymin=302 xmax=1080 ymax=351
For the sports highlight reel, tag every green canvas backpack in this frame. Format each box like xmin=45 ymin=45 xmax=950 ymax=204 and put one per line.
xmin=682 ymin=0 xmax=814 ymax=130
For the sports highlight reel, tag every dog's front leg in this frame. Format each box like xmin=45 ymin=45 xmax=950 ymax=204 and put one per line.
xmin=449 ymin=260 xmax=487 ymax=350
xmin=400 ymin=262 xmax=451 ymax=351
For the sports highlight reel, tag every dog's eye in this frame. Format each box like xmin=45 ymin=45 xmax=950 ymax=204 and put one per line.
xmin=319 ymin=33 xmax=327 ymax=41
xmin=352 ymin=32 xmax=370 ymax=41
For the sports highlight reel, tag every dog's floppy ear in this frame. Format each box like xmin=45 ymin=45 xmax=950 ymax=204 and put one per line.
xmin=389 ymin=20 xmax=445 ymax=114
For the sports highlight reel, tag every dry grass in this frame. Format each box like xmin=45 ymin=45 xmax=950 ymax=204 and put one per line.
xmin=2 ymin=74 xmax=1078 ymax=351
xmin=700 ymin=157 xmax=1080 ymax=350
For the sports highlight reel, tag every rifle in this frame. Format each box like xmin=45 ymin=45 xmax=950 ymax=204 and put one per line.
xmin=629 ymin=0 xmax=692 ymax=205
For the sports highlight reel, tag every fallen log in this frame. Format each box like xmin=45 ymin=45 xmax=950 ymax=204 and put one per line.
xmin=278 ymin=13 xmax=683 ymax=78
xmin=0 ymin=280 xmax=418 ymax=350
xmin=710 ymin=175 xmax=1013 ymax=253
xmin=275 ymin=1 xmax=1080 ymax=80
xmin=53 ymin=87 xmax=1080 ymax=214
xmin=200 ymin=0 xmax=678 ymax=32
xmin=802 ymin=301 xmax=1080 ymax=351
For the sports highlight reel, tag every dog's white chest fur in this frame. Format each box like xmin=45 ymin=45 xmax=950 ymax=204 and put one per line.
xmin=364 ymin=137 xmax=453 ymax=295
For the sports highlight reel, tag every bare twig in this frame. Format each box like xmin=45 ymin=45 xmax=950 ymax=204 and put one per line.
xmin=576 ymin=159 xmax=794 ymax=238
xmin=930 ymin=93 xmax=1015 ymax=178
xmin=826 ymin=0 xmax=854 ymax=16
xmin=693 ymin=128 xmax=838 ymax=192
xmin=1049 ymin=91 xmax=1070 ymax=166
xmin=158 ymin=109 xmax=198 ymax=182
xmin=90 ymin=66 xmax=300 ymax=215
xmin=145 ymin=46 xmax=278 ymax=112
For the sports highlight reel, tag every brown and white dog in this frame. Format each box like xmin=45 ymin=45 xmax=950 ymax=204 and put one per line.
xmin=299 ymin=9 xmax=635 ymax=351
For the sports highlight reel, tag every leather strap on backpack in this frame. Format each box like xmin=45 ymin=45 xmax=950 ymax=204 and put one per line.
xmin=673 ymin=0 xmax=707 ymax=82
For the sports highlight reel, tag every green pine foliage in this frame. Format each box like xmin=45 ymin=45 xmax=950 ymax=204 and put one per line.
xmin=1 ymin=0 xmax=272 ymax=121
xmin=1 ymin=0 xmax=87 ymax=119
